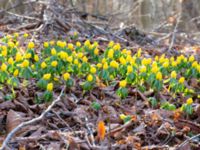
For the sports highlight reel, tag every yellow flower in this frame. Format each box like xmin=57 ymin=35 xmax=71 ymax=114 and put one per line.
xmin=50 ymin=40 xmax=55 ymax=46
xmin=94 ymin=48 xmax=99 ymax=55
xmin=47 ymin=83 xmax=53 ymax=91
xmin=101 ymin=58 xmax=106 ymax=64
xmin=15 ymin=53 xmax=22 ymax=62
xmin=43 ymin=73 xmax=51 ymax=80
xmin=68 ymin=43 xmax=74 ymax=50
xmin=63 ymin=72 xmax=70 ymax=81
xmin=140 ymin=66 xmax=146 ymax=73
xmin=43 ymin=42 xmax=49 ymax=48
xmin=87 ymin=74 xmax=93 ymax=82
xmin=59 ymin=51 xmax=68 ymax=60
xmin=142 ymin=58 xmax=148 ymax=66
xmin=110 ymin=60 xmax=119 ymax=68
xmin=25 ymin=53 xmax=32 ymax=59
xmin=155 ymin=55 xmax=159 ymax=61
xmin=189 ymin=55 xmax=195 ymax=62
xmin=90 ymin=66 xmax=97 ymax=74
xmin=192 ymin=61 xmax=198 ymax=68
xmin=151 ymin=65 xmax=158 ymax=73
xmin=179 ymin=77 xmax=185 ymax=84
xmin=8 ymin=41 xmax=14 ymax=48
xmin=28 ymin=42 xmax=35 ymax=49
xmin=127 ymin=65 xmax=133 ymax=73
xmin=119 ymin=114 xmax=127 ymax=120
xmin=170 ymin=57 xmax=174 ymax=62
xmin=163 ymin=61 xmax=169 ymax=68
xmin=119 ymin=56 xmax=126 ymax=65
xmin=76 ymin=41 xmax=81 ymax=47
xmin=126 ymin=55 xmax=132 ymax=62
xmin=122 ymin=49 xmax=127 ymax=54
xmin=41 ymin=62 xmax=47 ymax=69
xmin=119 ymin=80 xmax=127 ymax=88
xmin=97 ymin=63 xmax=102 ymax=68
xmin=14 ymin=32 xmax=19 ymax=38
xmin=13 ymin=69 xmax=19 ymax=77
xmin=66 ymin=56 xmax=73 ymax=63
xmin=1 ymin=63 xmax=7 ymax=72
xmin=1 ymin=49 xmax=7 ymax=57
xmin=60 ymin=41 xmax=66 ymax=48
xmin=21 ymin=60 xmax=29 ymax=68
xmin=8 ymin=57 xmax=14 ymax=65
xmin=84 ymin=40 xmax=90 ymax=47
xmin=108 ymin=41 xmax=114 ymax=47
xmin=186 ymin=98 xmax=193 ymax=105
xmin=137 ymin=48 xmax=142 ymax=57
xmin=51 ymin=48 xmax=57 ymax=56
xmin=2 ymin=45 xmax=7 ymax=51
xmin=171 ymin=71 xmax=177 ymax=78
xmin=82 ymin=56 xmax=88 ymax=63
xmin=113 ymin=43 xmax=120 ymax=51
xmin=34 ymin=55 xmax=39 ymax=62
xmin=108 ymin=49 xmax=114 ymax=58
xmin=172 ymin=61 xmax=177 ymax=67
xmin=156 ymin=72 xmax=162 ymax=80
xmin=51 ymin=61 xmax=58 ymax=67
xmin=23 ymin=33 xmax=28 ymax=38
xmin=74 ymin=59 xmax=79 ymax=65
xmin=103 ymin=62 xmax=108 ymax=70
xmin=77 ymin=52 xmax=83 ymax=58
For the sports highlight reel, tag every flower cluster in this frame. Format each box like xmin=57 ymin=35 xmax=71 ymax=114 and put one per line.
xmin=0 ymin=33 xmax=199 ymax=109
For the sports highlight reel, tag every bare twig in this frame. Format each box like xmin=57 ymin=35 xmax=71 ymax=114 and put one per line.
xmin=176 ymin=133 xmax=200 ymax=150
xmin=167 ymin=14 xmax=181 ymax=52
xmin=0 ymin=86 xmax=66 ymax=150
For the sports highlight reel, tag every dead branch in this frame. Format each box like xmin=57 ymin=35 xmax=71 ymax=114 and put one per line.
xmin=0 ymin=86 xmax=66 ymax=150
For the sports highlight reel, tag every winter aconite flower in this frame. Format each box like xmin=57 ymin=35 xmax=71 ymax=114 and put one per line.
xmin=43 ymin=73 xmax=51 ymax=80
xmin=51 ymin=48 xmax=57 ymax=56
xmin=1 ymin=63 xmax=7 ymax=72
xmin=63 ymin=72 xmax=70 ymax=81
xmin=108 ymin=49 xmax=114 ymax=58
xmin=119 ymin=80 xmax=127 ymax=88
xmin=186 ymin=98 xmax=193 ymax=105
xmin=34 ymin=55 xmax=39 ymax=62
xmin=110 ymin=60 xmax=119 ymax=68
xmin=41 ymin=62 xmax=47 ymax=69
xmin=13 ymin=69 xmax=19 ymax=77
xmin=28 ymin=42 xmax=35 ymax=49
xmin=51 ymin=61 xmax=58 ymax=67
xmin=171 ymin=71 xmax=177 ymax=79
xmin=156 ymin=72 xmax=162 ymax=80
xmin=47 ymin=83 xmax=53 ymax=91
xmin=15 ymin=53 xmax=22 ymax=62
xmin=90 ymin=66 xmax=97 ymax=74
xmin=179 ymin=77 xmax=185 ymax=84
xmin=189 ymin=55 xmax=195 ymax=62
xmin=8 ymin=57 xmax=14 ymax=65
xmin=21 ymin=60 xmax=29 ymax=68
xmin=127 ymin=65 xmax=133 ymax=73
xmin=140 ymin=66 xmax=147 ymax=73
xmin=87 ymin=74 xmax=93 ymax=82
xmin=43 ymin=42 xmax=49 ymax=48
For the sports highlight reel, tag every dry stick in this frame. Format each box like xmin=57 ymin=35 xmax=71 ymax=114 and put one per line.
xmin=167 ymin=14 xmax=181 ymax=52
xmin=0 ymin=86 xmax=66 ymax=150
xmin=176 ymin=133 xmax=200 ymax=150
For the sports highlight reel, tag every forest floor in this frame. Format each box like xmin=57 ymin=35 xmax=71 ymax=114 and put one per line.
xmin=0 ymin=3 xmax=200 ymax=150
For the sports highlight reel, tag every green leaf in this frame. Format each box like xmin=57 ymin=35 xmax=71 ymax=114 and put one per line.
xmin=91 ymin=102 xmax=101 ymax=111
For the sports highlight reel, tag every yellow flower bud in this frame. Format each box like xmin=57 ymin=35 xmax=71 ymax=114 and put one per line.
xmin=63 ymin=72 xmax=70 ymax=81
xmin=140 ymin=66 xmax=146 ymax=73
xmin=1 ymin=63 xmax=7 ymax=72
xmin=15 ymin=53 xmax=22 ymax=62
xmin=103 ymin=62 xmax=108 ymax=70
xmin=51 ymin=61 xmax=58 ymax=67
xmin=21 ymin=60 xmax=29 ymax=68
xmin=28 ymin=42 xmax=35 ymax=49
xmin=76 ymin=41 xmax=81 ymax=47
xmin=119 ymin=80 xmax=127 ymax=88
xmin=43 ymin=73 xmax=51 ymax=80
xmin=90 ymin=66 xmax=96 ymax=74
xmin=171 ymin=71 xmax=177 ymax=79
xmin=68 ymin=43 xmax=74 ymax=50
xmin=47 ymin=83 xmax=53 ymax=91
xmin=41 ymin=62 xmax=47 ymax=69
xmin=156 ymin=72 xmax=162 ymax=80
xmin=34 ymin=55 xmax=39 ymax=62
xmin=87 ymin=74 xmax=93 ymax=82
xmin=108 ymin=49 xmax=114 ymax=58
xmin=43 ymin=42 xmax=49 ymax=48
xmin=110 ymin=60 xmax=119 ymax=68
xmin=186 ymin=98 xmax=193 ymax=105
xmin=13 ymin=69 xmax=19 ymax=77
xmin=51 ymin=48 xmax=57 ymax=56
xmin=179 ymin=77 xmax=185 ymax=84
xmin=127 ymin=65 xmax=133 ymax=73
xmin=8 ymin=57 xmax=14 ymax=65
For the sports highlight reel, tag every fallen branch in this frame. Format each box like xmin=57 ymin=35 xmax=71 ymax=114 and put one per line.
xmin=0 ymin=86 xmax=66 ymax=150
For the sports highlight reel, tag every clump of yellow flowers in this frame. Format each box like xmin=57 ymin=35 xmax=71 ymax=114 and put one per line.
xmin=0 ymin=33 xmax=199 ymax=109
